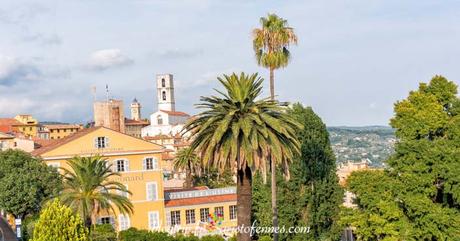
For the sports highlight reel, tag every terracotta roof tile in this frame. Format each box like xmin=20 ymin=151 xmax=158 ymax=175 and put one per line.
xmin=124 ymin=118 xmax=150 ymax=126
xmin=164 ymin=194 xmax=236 ymax=207
xmin=43 ymin=124 xmax=82 ymax=129
xmin=159 ymin=110 xmax=190 ymax=117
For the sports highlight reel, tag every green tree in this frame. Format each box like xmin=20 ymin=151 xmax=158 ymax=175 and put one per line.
xmin=31 ymin=199 xmax=88 ymax=241
xmin=193 ymin=168 xmax=235 ymax=189
xmin=174 ymin=147 xmax=200 ymax=188
xmin=60 ymin=156 xmax=133 ymax=228
xmin=0 ymin=149 xmax=62 ymax=219
xmin=253 ymin=14 xmax=298 ymax=241
xmin=90 ymin=224 xmax=117 ymax=241
xmin=184 ymin=73 xmax=301 ymax=241
xmin=119 ymin=228 xmax=174 ymax=241
xmin=341 ymin=76 xmax=460 ymax=240
xmin=253 ymin=104 xmax=343 ymax=241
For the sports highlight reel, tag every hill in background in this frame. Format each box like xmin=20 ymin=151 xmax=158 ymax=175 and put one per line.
xmin=327 ymin=126 xmax=396 ymax=167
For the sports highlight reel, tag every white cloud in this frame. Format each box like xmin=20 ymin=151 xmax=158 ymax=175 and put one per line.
xmin=87 ymin=49 xmax=133 ymax=71
xmin=0 ymin=54 xmax=42 ymax=86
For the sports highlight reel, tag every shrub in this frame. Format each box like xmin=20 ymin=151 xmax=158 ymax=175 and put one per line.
xmin=31 ymin=199 xmax=88 ymax=241
xmin=90 ymin=224 xmax=117 ymax=241
xmin=200 ymin=235 xmax=225 ymax=241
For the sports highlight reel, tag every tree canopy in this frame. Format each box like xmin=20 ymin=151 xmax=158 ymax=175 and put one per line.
xmin=341 ymin=75 xmax=460 ymax=240
xmin=31 ymin=199 xmax=88 ymax=241
xmin=0 ymin=149 xmax=62 ymax=219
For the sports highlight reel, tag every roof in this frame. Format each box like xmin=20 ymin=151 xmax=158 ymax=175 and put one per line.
xmin=165 ymin=186 xmax=209 ymax=193
xmin=124 ymin=118 xmax=149 ymax=126
xmin=0 ymin=132 xmax=14 ymax=139
xmin=0 ymin=118 xmax=22 ymax=132
xmin=159 ymin=110 xmax=190 ymax=117
xmin=31 ymin=127 xmax=102 ymax=156
xmin=161 ymin=152 xmax=175 ymax=160
xmin=164 ymin=194 xmax=236 ymax=207
xmin=43 ymin=124 xmax=82 ymax=129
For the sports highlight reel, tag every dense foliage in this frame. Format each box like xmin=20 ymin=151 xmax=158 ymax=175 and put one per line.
xmin=0 ymin=149 xmax=62 ymax=219
xmin=118 ymin=228 xmax=227 ymax=241
xmin=253 ymin=104 xmax=343 ymax=241
xmin=31 ymin=199 xmax=88 ymax=241
xmin=341 ymin=76 xmax=460 ymax=240
xmin=90 ymin=224 xmax=117 ymax=241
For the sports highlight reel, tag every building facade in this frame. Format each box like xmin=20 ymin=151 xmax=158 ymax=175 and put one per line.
xmin=142 ymin=74 xmax=190 ymax=137
xmin=41 ymin=124 xmax=83 ymax=140
xmin=94 ymin=99 xmax=125 ymax=133
xmin=32 ymin=127 xmax=166 ymax=231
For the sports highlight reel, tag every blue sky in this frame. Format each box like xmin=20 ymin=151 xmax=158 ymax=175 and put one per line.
xmin=0 ymin=0 xmax=459 ymax=126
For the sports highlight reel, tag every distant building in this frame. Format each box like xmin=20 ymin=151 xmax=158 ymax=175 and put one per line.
xmin=125 ymin=118 xmax=149 ymax=138
xmin=40 ymin=124 xmax=83 ymax=140
xmin=142 ymin=74 xmax=190 ymax=137
xmin=94 ymin=99 xmax=125 ymax=133
xmin=337 ymin=160 xmax=370 ymax=208
xmin=14 ymin=114 xmax=39 ymax=137
xmin=0 ymin=132 xmax=35 ymax=152
xmin=130 ymin=98 xmax=142 ymax=121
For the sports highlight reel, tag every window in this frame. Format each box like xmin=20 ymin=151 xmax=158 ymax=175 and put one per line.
xmin=161 ymin=78 xmax=166 ymax=87
xmin=148 ymin=211 xmax=160 ymax=229
xmin=200 ymin=208 xmax=209 ymax=223
xmin=185 ymin=209 xmax=196 ymax=224
xmin=157 ymin=116 xmax=163 ymax=125
xmin=229 ymin=205 xmax=237 ymax=220
xmin=170 ymin=211 xmax=181 ymax=226
xmin=116 ymin=159 xmax=128 ymax=172
xmin=162 ymin=91 xmax=166 ymax=101
xmin=95 ymin=137 xmax=109 ymax=149
xmin=57 ymin=129 xmax=60 ymax=133
xmin=144 ymin=157 xmax=158 ymax=170
xmin=118 ymin=215 xmax=130 ymax=231
xmin=214 ymin=206 xmax=224 ymax=217
xmin=146 ymin=182 xmax=158 ymax=201
xmin=29 ymin=127 xmax=32 ymax=131
xmin=99 ymin=216 xmax=113 ymax=225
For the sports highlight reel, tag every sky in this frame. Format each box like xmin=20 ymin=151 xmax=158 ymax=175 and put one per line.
xmin=0 ymin=0 xmax=459 ymax=126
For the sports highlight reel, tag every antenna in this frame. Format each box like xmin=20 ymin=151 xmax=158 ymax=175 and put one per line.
xmin=91 ymin=86 xmax=96 ymax=101
xmin=105 ymin=84 xmax=109 ymax=102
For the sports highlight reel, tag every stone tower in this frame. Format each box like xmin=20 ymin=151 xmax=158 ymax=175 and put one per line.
xmin=130 ymin=98 xmax=141 ymax=121
xmin=156 ymin=74 xmax=175 ymax=111
xmin=93 ymin=99 xmax=125 ymax=133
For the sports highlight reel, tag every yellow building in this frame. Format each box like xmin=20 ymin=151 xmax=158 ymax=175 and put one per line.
xmin=32 ymin=126 xmax=167 ymax=231
xmin=42 ymin=124 xmax=83 ymax=140
xmin=31 ymin=126 xmax=238 ymax=236
xmin=13 ymin=114 xmax=39 ymax=137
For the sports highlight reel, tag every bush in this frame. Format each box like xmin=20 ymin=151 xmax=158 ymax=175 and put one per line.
xmin=258 ymin=236 xmax=272 ymax=241
xmin=31 ymin=199 xmax=88 ymax=241
xmin=200 ymin=235 xmax=225 ymax=241
xmin=119 ymin=228 xmax=174 ymax=241
xmin=90 ymin=224 xmax=117 ymax=241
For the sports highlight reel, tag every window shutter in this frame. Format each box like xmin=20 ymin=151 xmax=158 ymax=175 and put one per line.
xmin=152 ymin=183 xmax=157 ymax=200
xmin=112 ymin=161 xmax=117 ymax=172
xmin=94 ymin=138 xmax=98 ymax=148
xmin=143 ymin=159 xmax=146 ymax=170
xmin=125 ymin=159 xmax=129 ymax=171
xmin=109 ymin=216 xmax=115 ymax=225
xmin=153 ymin=158 xmax=158 ymax=169
xmin=96 ymin=218 xmax=102 ymax=224
xmin=105 ymin=137 xmax=109 ymax=147
xmin=165 ymin=212 xmax=171 ymax=227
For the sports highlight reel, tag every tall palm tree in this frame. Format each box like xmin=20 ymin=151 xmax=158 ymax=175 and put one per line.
xmin=253 ymin=13 xmax=298 ymax=241
xmin=60 ymin=156 xmax=133 ymax=228
xmin=184 ymin=73 xmax=301 ymax=241
xmin=174 ymin=147 xmax=199 ymax=188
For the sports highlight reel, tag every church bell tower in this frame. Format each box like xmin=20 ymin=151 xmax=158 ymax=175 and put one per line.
xmin=156 ymin=74 xmax=175 ymax=111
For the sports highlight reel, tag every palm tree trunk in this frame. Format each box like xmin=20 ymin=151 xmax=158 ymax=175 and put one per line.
xmin=186 ymin=162 xmax=192 ymax=188
xmin=269 ymin=68 xmax=280 ymax=241
xmin=271 ymin=155 xmax=279 ymax=241
xmin=237 ymin=165 xmax=252 ymax=241
xmin=269 ymin=68 xmax=275 ymax=100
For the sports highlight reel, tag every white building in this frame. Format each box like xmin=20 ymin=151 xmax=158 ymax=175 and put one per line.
xmin=142 ymin=74 xmax=190 ymax=137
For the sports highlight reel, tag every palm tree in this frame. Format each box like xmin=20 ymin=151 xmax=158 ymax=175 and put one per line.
xmin=184 ymin=73 xmax=301 ymax=241
xmin=253 ymin=13 xmax=298 ymax=241
xmin=174 ymin=147 xmax=199 ymax=188
xmin=60 ymin=156 xmax=133 ymax=228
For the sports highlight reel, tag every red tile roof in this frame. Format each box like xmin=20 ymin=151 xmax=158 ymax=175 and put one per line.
xmin=0 ymin=118 xmax=22 ymax=132
xmin=164 ymin=194 xmax=236 ymax=207
xmin=43 ymin=124 xmax=82 ymax=129
xmin=159 ymin=110 xmax=190 ymax=117
xmin=124 ymin=118 xmax=149 ymax=126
